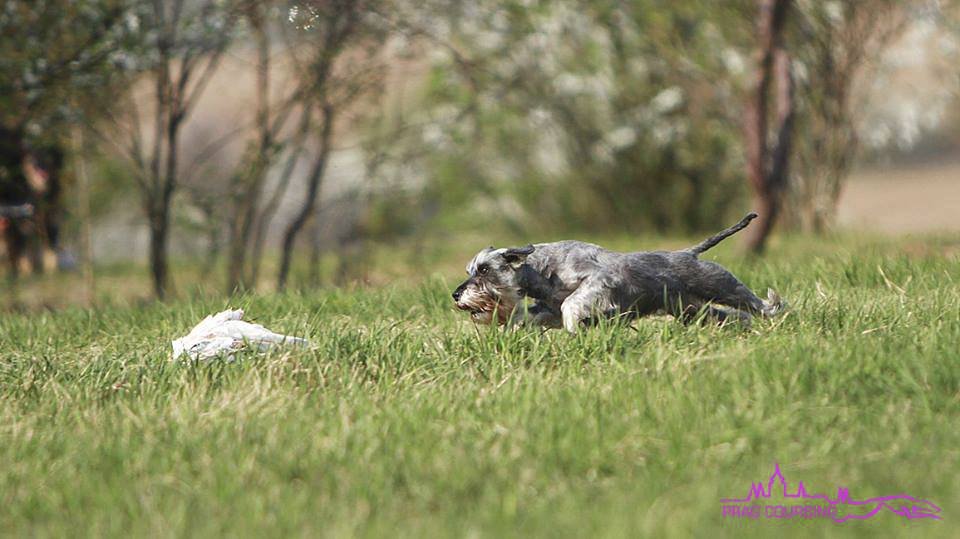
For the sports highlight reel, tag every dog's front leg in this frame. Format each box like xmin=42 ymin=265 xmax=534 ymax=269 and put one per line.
xmin=527 ymin=301 xmax=562 ymax=329
xmin=560 ymin=277 xmax=613 ymax=333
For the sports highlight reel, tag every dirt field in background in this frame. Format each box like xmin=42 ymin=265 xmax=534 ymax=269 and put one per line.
xmin=838 ymin=160 xmax=960 ymax=235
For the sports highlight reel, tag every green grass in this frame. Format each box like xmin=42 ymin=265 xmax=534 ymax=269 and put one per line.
xmin=1 ymin=236 xmax=958 ymax=537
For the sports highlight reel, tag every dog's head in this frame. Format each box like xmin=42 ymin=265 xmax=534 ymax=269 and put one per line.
xmin=452 ymin=244 xmax=534 ymax=324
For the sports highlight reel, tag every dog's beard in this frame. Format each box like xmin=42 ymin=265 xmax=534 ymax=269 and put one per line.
xmin=457 ymin=285 xmax=521 ymax=325
xmin=470 ymin=309 xmax=496 ymax=325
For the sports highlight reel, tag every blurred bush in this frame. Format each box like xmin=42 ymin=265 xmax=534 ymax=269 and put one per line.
xmin=361 ymin=0 xmax=955 ymax=238
xmin=385 ymin=0 xmax=755 ymax=235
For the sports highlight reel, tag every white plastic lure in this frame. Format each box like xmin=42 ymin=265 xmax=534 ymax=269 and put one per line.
xmin=171 ymin=309 xmax=308 ymax=361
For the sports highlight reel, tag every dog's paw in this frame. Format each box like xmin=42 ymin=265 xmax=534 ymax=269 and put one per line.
xmin=762 ymin=288 xmax=786 ymax=317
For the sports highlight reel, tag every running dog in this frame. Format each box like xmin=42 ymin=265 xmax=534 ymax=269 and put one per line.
xmin=452 ymin=213 xmax=784 ymax=332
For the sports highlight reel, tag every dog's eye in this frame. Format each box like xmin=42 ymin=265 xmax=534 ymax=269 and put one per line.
xmin=477 ymin=265 xmax=488 ymax=275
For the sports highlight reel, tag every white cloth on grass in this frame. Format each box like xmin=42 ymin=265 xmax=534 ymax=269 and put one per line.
xmin=171 ymin=309 xmax=308 ymax=360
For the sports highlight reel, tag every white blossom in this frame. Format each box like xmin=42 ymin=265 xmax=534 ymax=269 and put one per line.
xmin=721 ymin=49 xmax=745 ymax=75
xmin=651 ymin=87 xmax=684 ymax=114
xmin=554 ymin=72 xmax=586 ymax=96
xmin=824 ymin=1 xmax=843 ymax=24
xmin=605 ymin=126 xmax=637 ymax=150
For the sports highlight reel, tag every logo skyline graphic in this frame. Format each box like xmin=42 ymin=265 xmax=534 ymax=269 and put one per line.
xmin=720 ymin=463 xmax=942 ymax=523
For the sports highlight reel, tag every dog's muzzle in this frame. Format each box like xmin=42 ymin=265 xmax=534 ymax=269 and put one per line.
xmin=452 ymin=281 xmax=480 ymax=314
xmin=452 ymin=280 xmax=498 ymax=322
xmin=452 ymin=283 xmax=466 ymax=302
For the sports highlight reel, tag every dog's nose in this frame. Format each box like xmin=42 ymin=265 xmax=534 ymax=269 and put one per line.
xmin=452 ymin=289 xmax=462 ymax=301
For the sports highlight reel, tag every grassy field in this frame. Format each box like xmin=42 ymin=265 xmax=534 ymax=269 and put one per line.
xmin=1 ymin=234 xmax=958 ymax=537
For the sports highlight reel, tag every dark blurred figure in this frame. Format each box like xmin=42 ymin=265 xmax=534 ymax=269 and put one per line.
xmin=0 ymin=125 xmax=65 ymax=278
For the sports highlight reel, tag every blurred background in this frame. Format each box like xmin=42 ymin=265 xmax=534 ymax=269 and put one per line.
xmin=2 ymin=0 xmax=959 ymax=306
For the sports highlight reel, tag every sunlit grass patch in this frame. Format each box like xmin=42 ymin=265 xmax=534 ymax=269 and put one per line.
xmin=0 ymin=236 xmax=957 ymax=537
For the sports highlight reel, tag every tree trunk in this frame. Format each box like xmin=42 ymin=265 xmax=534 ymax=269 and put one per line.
xmin=225 ymin=163 xmax=268 ymax=293
xmin=123 ymin=2 xmax=231 ymax=300
xmin=73 ymin=125 xmax=95 ymax=306
xmin=249 ymin=106 xmax=312 ymax=286
xmin=308 ymin=213 xmax=322 ymax=286
xmin=277 ymin=104 xmax=334 ymax=291
xmin=225 ymin=192 xmax=252 ymax=292
xmin=147 ymin=99 xmax=181 ymax=300
xmin=226 ymin=13 xmax=271 ymax=293
xmin=744 ymin=0 xmax=794 ymax=254
xmin=149 ymin=207 xmax=170 ymax=300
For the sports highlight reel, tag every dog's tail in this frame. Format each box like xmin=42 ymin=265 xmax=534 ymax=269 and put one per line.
xmin=685 ymin=212 xmax=758 ymax=256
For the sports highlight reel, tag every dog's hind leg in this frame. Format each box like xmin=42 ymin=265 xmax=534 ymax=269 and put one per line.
xmin=760 ymin=289 xmax=785 ymax=317
xmin=683 ymin=260 xmax=768 ymax=315
xmin=665 ymin=294 xmax=724 ymax=325
xmin=667 ymin=296 xmax=751 ymax=326
xmin=666 ymin=295 xmax=704 ymax=325
xmin=703 ymin=306 xmax=752 ymax=326
xmin=686 ymin=263 xmax=784 ymax=319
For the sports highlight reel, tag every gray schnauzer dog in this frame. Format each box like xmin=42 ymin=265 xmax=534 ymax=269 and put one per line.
xmin=452 ymin=212 xmax=784 ymax=332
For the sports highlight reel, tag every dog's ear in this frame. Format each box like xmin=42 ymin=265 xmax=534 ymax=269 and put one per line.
xmin=501 ymin=244 xmax=534 ymax=266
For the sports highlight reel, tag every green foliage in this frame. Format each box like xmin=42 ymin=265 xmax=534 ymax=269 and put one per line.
xmin=0 ymin=0 xmax=139 ymax=130
xmin=86 ymin=155 xmax=138 ymax=217
xmin=407 ymin=0 xmax=756 ymax=234
xmin=0 ymin=0 xmax=140 ymax=201
xmin=0 ymin=236 xmax=958 ymax=536
xmin=784 ymin=0 xmax=926 ymax=232
xmin=368 ymin=0 xmax=949 ymax=239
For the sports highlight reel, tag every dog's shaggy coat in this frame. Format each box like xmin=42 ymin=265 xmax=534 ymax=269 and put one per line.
xmin=453 ymin=213 xmax=783 ymax=332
